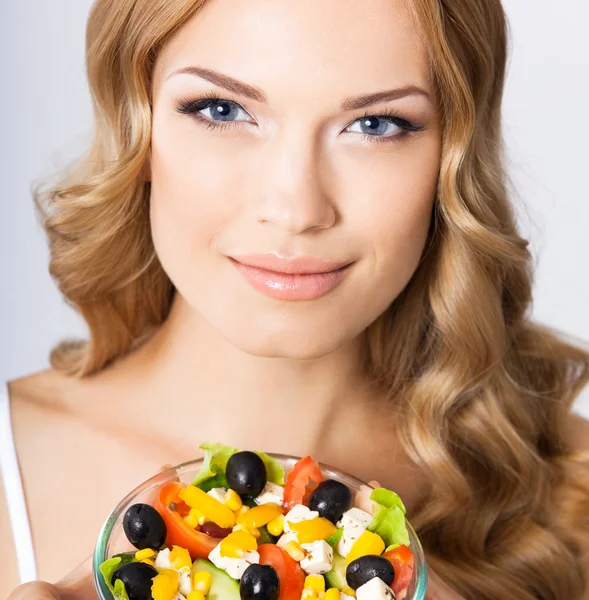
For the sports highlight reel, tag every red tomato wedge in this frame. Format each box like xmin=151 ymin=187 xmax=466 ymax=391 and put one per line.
xmin=154 ymin=481 xmax=219 ymax=560
xmin=282 ymin=456 xmax=325 ymax=509
xmin=383 ymin=544 xmax=415 ymax=597
xmin=258 ymin=544 xmax=306 ymax=600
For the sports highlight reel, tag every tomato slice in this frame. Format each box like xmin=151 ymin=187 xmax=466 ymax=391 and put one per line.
xmin=154 ymin=481 xmax=219 ymax=560
xmin=258 ymin=544 xmax=305 ymax=600
xmin=383 ymin=544 xmax=415 ymax=597
xmin=282 ymin=456 xmax=325 ymax=510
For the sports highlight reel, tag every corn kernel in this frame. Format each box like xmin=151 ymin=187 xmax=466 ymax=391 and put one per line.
xmin=318 ymin=593 xmax=326 ymax=599
xmin=224 ymin=489 xmax=242 ymax=511
xmin=236 ymin=505 xmax=250 ymax=516
xmin=135 ymin=548 xmax=156 ymax=561
xmin=192 ymin=571 xmax=213 ymax=594
xmin=302 ymin=590 xmax=317 ymax=600
xmin=141 ymin=558 xmax=155 ymax=566
xmin=284 ymin=540 xmax=306 ymax=562
xmin=341 ymin=585 xmax=356 ymax=597
xmin=187 ymin=592 xmax=206 ymax=600
xmin=267 ymin=514 xmax=285 ymax=537
xmin=249 ymin=527 xmax=261 ymax=539
xmin=324 ymin=590 xmax=340 ymax=600
xmin=305 ymin=574 xmax=325 ymax=593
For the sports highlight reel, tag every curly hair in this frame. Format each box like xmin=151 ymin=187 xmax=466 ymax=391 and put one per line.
xmin=33 ymin=0 xmax=589 ymax=598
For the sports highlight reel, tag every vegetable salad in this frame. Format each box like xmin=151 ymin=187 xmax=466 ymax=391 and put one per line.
xmin=99 ymin=443 xmax=415 ymax=600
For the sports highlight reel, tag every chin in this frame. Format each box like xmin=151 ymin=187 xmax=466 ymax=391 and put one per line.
xmin=208 ymin=304 xmax=363 ymax=360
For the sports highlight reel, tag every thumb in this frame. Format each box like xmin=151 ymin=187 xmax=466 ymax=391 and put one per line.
xmin=7 ymin=582 xmax=60 ymax=600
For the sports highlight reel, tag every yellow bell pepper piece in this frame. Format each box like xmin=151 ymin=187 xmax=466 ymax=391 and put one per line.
xmin=151 ymin=569 xmax=179 ymax=600
xmin=236 ymin=503 xmax=283 ymax=529
xmin=219 ymin=529 xmax=258 ymax=558
xmin=178 ymin=485 xmax=235 ymax=529
xmin=169 ymin=545 xmax=192 ymax=570
xmin=345 ymin=530 xmax=385 ymax=565
xmin=289 ymin=517 xmax=337 ymax=544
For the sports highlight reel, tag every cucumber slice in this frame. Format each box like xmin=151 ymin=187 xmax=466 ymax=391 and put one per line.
xmin=192 ymin=558 xmax=240 ymax=600
xmin=324 ymin=552 xmax=347 ymax=590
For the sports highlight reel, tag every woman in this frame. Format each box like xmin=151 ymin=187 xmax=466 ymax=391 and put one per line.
xmin=2 ymin=0 xmax=589 ymax=598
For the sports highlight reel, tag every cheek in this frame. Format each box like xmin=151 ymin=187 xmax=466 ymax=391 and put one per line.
xmin=147 ymin=114 xmax=242 ymax=279
xmin=349 ymin=143 xmax=439 ymax=293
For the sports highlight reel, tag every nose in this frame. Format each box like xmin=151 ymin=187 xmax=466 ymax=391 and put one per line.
xmin=255 ymin=133 xmax=337 ymax=234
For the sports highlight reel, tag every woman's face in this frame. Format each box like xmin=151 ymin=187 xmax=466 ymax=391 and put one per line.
xmin=149 ymin=0 xmax=441 ymax=359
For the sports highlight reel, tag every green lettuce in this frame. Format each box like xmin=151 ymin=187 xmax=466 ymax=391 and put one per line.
xmin=370 ymin=488 xmax=406 ymax=514
xmin=191 ymin=442 xmax=238 ymax=487
xmin=99 ymin=554 xmax=135 ymax=600
xmin=366 ymin=488 xmax=410 ymax=547
xmin=255 ymin=451 xmax=285 ymax=485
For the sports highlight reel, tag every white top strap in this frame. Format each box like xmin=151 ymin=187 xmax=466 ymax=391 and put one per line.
xmin=0 ymin=381 xmax=38 ymax=583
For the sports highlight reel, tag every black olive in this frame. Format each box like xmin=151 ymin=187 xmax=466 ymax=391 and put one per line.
xmin=308 ymin=479 xmax=352 ymax=524
xmin=346 ymin=555 xmax=395 ymax=590
xmin=112 ymin=562 xmax=158 ymax=600
xmin=240 ymin=564 xmax=280 ymax=600
xmin=226 ymin=451 xmax=267 ymax=498
xmin=122 ymin=503 xmax=167 ymax=550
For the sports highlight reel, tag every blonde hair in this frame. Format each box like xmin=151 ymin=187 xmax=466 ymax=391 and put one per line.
xmin=34 ymin=0 xmax=589 ymax=597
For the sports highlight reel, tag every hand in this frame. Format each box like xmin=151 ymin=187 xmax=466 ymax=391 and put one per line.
xmin=358 ymin=480 xmax=465 ymax=600
xmin=7 ymin=556 xmax=96 ymax=600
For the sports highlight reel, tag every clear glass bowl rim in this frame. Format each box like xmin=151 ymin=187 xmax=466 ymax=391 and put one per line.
xmin=93 ymin=453 xmax=428 ymax=600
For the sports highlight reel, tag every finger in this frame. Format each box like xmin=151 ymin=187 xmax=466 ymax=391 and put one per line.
xmin=56 ymin=555 xmax=97 ymax=600
xmin=158 ymin=464 xmax=173 ymax=472
xmin=7 ymin=582 xmax=60 ymax=600
xmin=368 ymin=479 xmax=381 ymax=488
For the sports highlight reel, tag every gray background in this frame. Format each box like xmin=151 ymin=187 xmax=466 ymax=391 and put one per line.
xmin=1 ymin=1 xmax=588 ymax=418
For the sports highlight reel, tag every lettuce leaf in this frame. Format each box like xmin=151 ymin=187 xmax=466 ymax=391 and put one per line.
xmin=370 ymin=488 xmax=406 ymax=514
xmin=366 ymin=488 xmax=410 ymax=547
xmin=255 ymin=451 xmax=285 ymax=486
xmin=191 ymin=442 xmax=238 ymax=487
xmin=99 ymin=554 xmax=135 ymax=600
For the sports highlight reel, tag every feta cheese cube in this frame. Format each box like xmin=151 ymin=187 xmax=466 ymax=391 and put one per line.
xmin=284 ymin=504 xmax=319 ymax=533
xmin=335 ymin=507 xmax=374 ymax=557
xmin=207 ymin=487 xmax=228 ymax=503
xmin=276 ymin=531 xmax=299 ymax=548
xmin=178 ymin=567 xmax=192 ymax=596
xmin=356 ymin=576 xmax=396 ymax=600
xmin=208 ymin=542 xmax=260 ymax=580
xmin=299 ymin=540 xmax=333 ymax=574
xmin=254 ymin=482 xmax=285 ymax=505
xmin=337 ymin=507 xmax=373 ymax=530
xmin=155 ymin=548 xmax=172 ymax=570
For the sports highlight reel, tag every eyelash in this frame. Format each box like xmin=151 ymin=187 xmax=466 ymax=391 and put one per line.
xmin=175 ymin=91 xmax=425 ymax=145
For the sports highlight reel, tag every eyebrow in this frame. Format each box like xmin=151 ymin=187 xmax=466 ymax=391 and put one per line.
xmin=166 ymin=66 xmax=432 ymax=110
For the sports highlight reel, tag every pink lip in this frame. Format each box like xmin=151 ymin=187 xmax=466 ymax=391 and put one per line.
xmin=229 ymin=254 xmax=354 ymax=300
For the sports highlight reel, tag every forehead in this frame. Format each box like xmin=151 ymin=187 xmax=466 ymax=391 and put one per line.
xmin=154 ymin=0 xmax=429 ymax=104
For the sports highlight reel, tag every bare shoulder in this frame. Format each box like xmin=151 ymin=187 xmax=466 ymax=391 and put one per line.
xmin=0 ymin=368 xmax=74 ymax=597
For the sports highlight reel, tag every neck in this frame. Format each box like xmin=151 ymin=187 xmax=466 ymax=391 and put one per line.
xmin=82 ymin=293 xmax=376 ymax=455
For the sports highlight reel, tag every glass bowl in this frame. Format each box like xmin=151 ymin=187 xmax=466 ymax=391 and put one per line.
xmin=93 ymin=454 xmax=428 ymax=600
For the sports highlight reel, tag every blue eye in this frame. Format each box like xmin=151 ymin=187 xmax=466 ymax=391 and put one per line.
xmin=175 ymin=93 xmax=425 ymax=144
